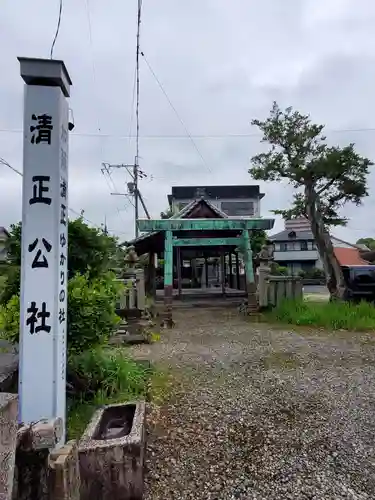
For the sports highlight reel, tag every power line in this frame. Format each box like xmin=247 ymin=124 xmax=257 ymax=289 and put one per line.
xmin=0 ymin=157 xmax=111 ymax=231
xmin=141 ymin=51 xmax=212 ymax=173
xmin=85 ymin=0 xmax=130 ymax=221
xmin=105 ymin=0 xmax=150 ymax=239
xmin=50 ymin=0 xmax=63 ymax=59
xmin=4 ymin=127 xmax=375 ymax=139
xmin=0 ymin=157 xmax=23 ymax=177
xmin=128 ymin=65 xmax=137 ymax=149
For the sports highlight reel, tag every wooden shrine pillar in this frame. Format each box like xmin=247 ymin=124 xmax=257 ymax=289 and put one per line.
xmin=163 ymin=230 xmax=174 ymax=327
xmin=228 ymin=253 xmax=233 ymax=288
xmin=220 ymin=250 xmax=225 ymax=296
xmin=235 ymin=252 xmax=240 ymax=289
xmin=204 ymin=255 xmax=209 ymax=288
xmin=176 ymin=247 xmax=182 ymax=299
xmin=147 ymin=252 xmax=156 ymax=299
xmin=241 ymin=230 xmax=258 ymax=314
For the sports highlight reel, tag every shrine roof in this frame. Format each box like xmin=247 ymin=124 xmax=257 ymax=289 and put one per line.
xmin=127 ymin=198 xmax=274 ymax=255
xmin=127 ymin=198 xmax=228 ymax=249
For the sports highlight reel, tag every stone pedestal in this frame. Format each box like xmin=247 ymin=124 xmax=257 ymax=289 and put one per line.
xmin=0 ymin=394 xmax=18 ymax=500
xmin=78 ymin=402 xmax=145 ymax=500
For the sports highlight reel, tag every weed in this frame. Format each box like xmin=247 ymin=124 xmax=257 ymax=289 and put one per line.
xmin=262 ymin=351 xmax=300 ymax=369
xmin=265 ymin=299 xmax=375 ymax=331
xmin=67 ymin=347 xmax=150 ymax=439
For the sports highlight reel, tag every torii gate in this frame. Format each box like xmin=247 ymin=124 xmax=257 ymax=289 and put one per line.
xmin=137 ymin=217 xmax=275 ymax=326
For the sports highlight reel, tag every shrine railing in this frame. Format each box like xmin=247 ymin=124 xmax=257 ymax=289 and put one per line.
xmin=257 ymin=264 xmax=303 ymax=309
xmin=115 ymin=269 xmax=146 ymax=311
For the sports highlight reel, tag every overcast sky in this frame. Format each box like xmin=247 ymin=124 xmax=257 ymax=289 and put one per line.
xmin=1 ymin=0 xmax=375 ymax=242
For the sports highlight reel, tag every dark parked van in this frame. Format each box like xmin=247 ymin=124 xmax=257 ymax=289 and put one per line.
xmin=341 ymin=265 xmax=375 ymax=302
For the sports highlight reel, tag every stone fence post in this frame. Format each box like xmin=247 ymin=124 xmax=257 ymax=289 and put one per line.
xmin=257 ymin=261 xmax=271 ymax=308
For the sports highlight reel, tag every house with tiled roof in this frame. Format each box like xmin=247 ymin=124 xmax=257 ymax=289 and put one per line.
xmin=0 ymin=227 xmax=9 ymax=262
xmin=269 ymin=217 xmax=369 ymax=275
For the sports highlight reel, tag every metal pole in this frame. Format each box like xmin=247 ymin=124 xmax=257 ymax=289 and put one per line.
xmin=134 ymin=0 xmax=142 ymax=238
xmin=133 ymin=158 xmax=139 ymax=238
xmin=137 ymin=188 xmax=150 ymax=219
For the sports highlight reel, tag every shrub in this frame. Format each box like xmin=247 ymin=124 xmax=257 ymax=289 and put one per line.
xmin=0 ymin=266 xmax=20 ymax=306
xmin=67 ymin=272 xmax=122 ymax=352
xmin=0 ymin=295 xmax=20 ymax=344
xmin=270 ymin=263 xmax=288 ymax=276
xmin=67 ymin=346 xmax=149 ymax=439
xmin=299 ymin=268 xmax=325 ymax=280
xmin=0 ymin=272 xmax=122 ymax=352
xmin=68 ymin=347 xmax=148 ymax=399
xmin=2 ymin=220 xmax=120 ymax=301
xmin=268 ymin=299 xmax=375 ymax=331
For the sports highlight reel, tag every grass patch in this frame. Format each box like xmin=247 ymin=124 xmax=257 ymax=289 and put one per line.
xmin=148 ymin=368 xmax=173 ymax=406
xmin=67 ymin=347 xmax=151 ymax=440
xmin=262 ymin=351 xmax=301 ymax=370
xmin=265 ymin=299 xmax=375 ymax=331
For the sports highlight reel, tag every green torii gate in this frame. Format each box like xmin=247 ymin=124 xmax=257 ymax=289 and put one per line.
xmin=137 ymin=217 xmax=275 ymax=326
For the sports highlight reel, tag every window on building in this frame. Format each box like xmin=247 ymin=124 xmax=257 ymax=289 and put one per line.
xmin=280 ymin=242 xmax=287 ymax=251
xmin=300 ymin=240 xmax=308 ymax=251
xmin=287 ymin=242 xmax=297 ymax=251
xmin=220 ymin=201 xmax=255 ymax=216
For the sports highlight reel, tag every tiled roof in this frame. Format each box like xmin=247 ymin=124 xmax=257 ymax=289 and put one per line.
xmin=171 ymin=185 xmax=264 ymax=200
xmin=331 ymin=236 xmax=368 ymax=251
xmin=171 ymin=198 xmax=228 ymax=219
xmin=127 ymin=198 xmax=228 ymax=246
xmin=334 ymin=247 xmax=370 ymax=266
xmin=269 ymin=229 xmax=314 ymax=241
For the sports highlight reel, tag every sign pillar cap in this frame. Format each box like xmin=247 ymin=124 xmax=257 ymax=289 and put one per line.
xmin=18 ymin=57 xmax=72 ymax=97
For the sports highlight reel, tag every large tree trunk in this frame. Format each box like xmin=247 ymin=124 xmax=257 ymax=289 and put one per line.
xmin=304 ymin=185 xmax=347 ymax=300
xmin=360 ymin=250 xmax=375 ymax=262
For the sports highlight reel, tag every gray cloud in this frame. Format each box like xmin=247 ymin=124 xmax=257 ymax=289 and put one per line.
xmin=1 ymin=0 xmax=375 ymax=243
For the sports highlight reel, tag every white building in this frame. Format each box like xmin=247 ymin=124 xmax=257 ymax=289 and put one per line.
xmin=168 ymin=185 xmax=265 ymax=218
xmin=0 ymin=227 xmax=9 ymax=262
xmin=270 ymin=217 xmax=368 ymax=274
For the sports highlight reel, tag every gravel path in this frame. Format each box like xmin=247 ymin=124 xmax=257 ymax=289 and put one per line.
xmin=130 ymin=307 xmax=375 ymax=500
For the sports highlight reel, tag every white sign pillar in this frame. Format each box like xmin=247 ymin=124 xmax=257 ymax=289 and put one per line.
xmin=18 ymin=58 xmax=72 ymax=446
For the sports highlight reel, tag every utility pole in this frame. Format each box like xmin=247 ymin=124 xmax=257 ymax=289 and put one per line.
xmin=103 ymin=215 xmax=108 ymax=235
xmin=102 ymin=162 xmax=150 ymax=236
xmin=134 ymin=0 xmax=142 ymax=238
xmin=133 ymin=157 xmax=139 ymax=239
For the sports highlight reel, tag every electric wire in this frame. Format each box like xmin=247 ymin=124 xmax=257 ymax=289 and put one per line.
xmin=141 ymin=51 xmax=212 ymax=173
xmin=84 ymin=0 xmax=129 ymax=222
xmin=50 ymin=0 xmax=63 ymax=59
xmin=0 ymin=157 xmax=110 ymax=231
xmin=128 ymin=66 xmax=137 ymax=150
xmin=3 ymin=127 xmax=375 ymax=139
xmin=135 ymin=0 xmax=142 ymax=167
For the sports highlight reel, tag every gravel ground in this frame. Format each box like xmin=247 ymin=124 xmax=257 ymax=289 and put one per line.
xmin=130 ymin=307 xmax=375 ymax=500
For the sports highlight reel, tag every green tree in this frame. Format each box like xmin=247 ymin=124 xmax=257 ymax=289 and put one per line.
xmin=251 ymin=229 xmax=267 ymax=255
xmin=6 ymin=223 xmax=22 ymax=266
xmin=5 ymin=218 xmax=118 ymax=277
xmin=249 ymin=102 xmax=373 ymax=299
xmin=356 ymin=238 xmax=375 ymax=263
xmin=67 ymin=218 xmax=118 ymax=279
xmin=356 ymin=237 xmax=375 ymax=250
xmin=1 ymin=218 xmax=120 ymax=304
xmin=160 ymin=207 xmax=174 ymax=219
